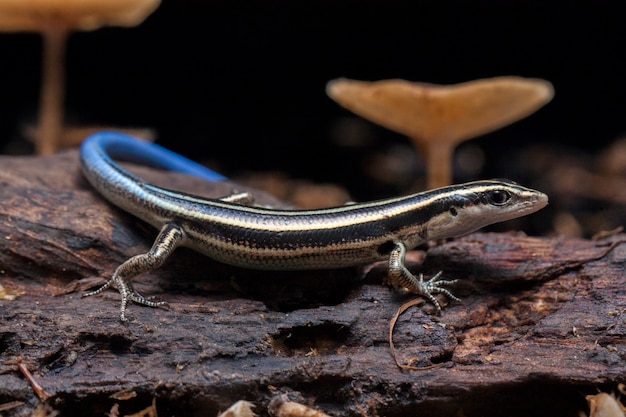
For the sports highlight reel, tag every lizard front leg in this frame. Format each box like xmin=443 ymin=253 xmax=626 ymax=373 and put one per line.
xmin=387 ymin=242 xmax=460 ymax=313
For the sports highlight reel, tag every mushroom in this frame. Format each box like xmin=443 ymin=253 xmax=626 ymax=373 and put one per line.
xmin=326 ymin=76 xmax=554 ymax=189
xmin=585 ymin=393 xmax=625 ymax=417
xmin=0 ymin=0 xmax=161 ymax=154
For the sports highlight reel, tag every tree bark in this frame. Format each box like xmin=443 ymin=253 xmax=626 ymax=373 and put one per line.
xmin=0 ymin=151 xmax=624 ymax=417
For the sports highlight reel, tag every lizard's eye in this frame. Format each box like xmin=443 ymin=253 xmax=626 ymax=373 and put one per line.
xmin=487 ymin=189 xmax=511 ymax=206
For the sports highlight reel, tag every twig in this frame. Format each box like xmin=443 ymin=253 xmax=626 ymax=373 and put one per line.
xmin=388 ymin=299 xmax=446 ymax=371
xmin=0 ymin=401 xmax=25 ymax=412
xmin=17 ymin=357 xmax=51 ymax=402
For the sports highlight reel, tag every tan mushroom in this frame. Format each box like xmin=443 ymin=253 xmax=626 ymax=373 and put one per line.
xmin=0 ymin=0 xmax=161 ymax=154
xmin=326 ymin=76 xmax=554 ymax=189
xmin=586 ymin=392 xmax=626 ymax=417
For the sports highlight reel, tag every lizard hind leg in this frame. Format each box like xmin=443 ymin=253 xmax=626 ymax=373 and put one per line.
xmin=83 ymin=223 xmax=185 ymax=321
xmin=82 ymin=275 xmax=117 ymax=297
xmin=220 ymin=192 xmax=254 ymax=205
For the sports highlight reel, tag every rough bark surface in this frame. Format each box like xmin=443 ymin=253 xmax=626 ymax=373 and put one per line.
xmin=0 ymin=151 xmax=625 ymax=417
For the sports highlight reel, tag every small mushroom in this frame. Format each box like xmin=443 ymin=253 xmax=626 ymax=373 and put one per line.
xmin=0 ymin=0 xmax=161 ymax=154
xmin=586 ymin=393 xmax=625 ymax=417
xmin=327 ymin=76 xmax=554 ymax=189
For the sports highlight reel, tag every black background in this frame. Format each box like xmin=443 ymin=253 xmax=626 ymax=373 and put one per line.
xmin=1 ymin=1 xmax=624 ymax=198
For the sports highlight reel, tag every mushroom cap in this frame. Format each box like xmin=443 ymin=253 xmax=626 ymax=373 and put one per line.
xmin=0 ymin=0 xmax=160 ymax=32
xmin=326 ymin=76 xmax=554 ymax=144
xmin=585 ymin=393 xmax=624 ymax=417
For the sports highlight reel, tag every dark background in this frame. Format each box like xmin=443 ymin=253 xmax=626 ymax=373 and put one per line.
xmin=1 ymin=1 xmax=624 ymax=199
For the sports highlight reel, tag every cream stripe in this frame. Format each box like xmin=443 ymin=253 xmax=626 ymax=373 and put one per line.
xmin=145 ymin=182 xmax=523 ymax=232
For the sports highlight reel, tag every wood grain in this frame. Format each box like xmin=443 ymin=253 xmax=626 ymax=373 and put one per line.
xmin=0 ymin=151 xmax=624 ymax=417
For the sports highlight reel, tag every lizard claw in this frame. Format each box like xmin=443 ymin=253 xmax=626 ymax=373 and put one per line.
xmin=410 ymin=271 xmax=460 ymax=313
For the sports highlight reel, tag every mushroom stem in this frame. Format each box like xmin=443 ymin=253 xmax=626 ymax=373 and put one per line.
xmin=37 ymin=21 xmax=68 ymax=155
xmin=417 ymin=140 xmax=455 ymax=189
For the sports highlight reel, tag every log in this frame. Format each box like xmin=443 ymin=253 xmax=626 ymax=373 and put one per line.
xmin=0 ymin=151 xmax=624 ymax=417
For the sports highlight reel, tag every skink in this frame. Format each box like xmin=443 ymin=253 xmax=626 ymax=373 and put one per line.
xmin=80 ymin=132 xmax=549 ymax=321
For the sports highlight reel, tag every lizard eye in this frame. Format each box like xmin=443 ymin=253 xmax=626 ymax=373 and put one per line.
xmin=487 ymin=189 xmax=511 ymax=206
